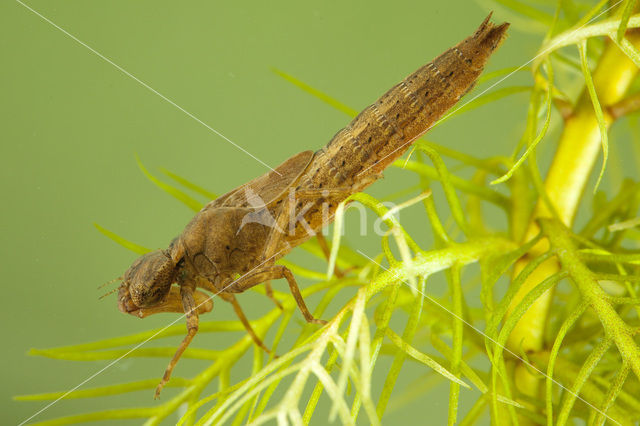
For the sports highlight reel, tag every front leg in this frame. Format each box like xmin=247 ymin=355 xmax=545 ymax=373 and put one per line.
xmin=235 ymin=265 xmax=326 ymax=325
xmin=154 ymin=282 xmax=200 ymax=398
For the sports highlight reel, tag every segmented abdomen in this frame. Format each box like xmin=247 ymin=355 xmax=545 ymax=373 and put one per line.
xmin=303 ymin=15 xmax=508 ymax=193
xmin=283 ymin=15 xmax=508 ymax=246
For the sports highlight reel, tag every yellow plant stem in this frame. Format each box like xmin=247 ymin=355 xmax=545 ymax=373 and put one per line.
xmin=505 ymin=31 xmax=640 ymax=401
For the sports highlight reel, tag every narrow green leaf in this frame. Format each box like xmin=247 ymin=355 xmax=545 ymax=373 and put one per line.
xmin=29 ymin=346 xmax=220 ymax=361
xmin=356 ymin=315 xmax=379 ymax=425
xmin=93 ymin=223 xmax=151 ymax=255
xmin=541 ymin=218 xmax=640 ymax=385
xmin=574 ymin=0 xmax=609 ymax=28
xmin=417 ymin=146 xmax=469 ymax=236
xmin=447 ymin=265 xmax=464 ymax=426
xmin=135 ymin=154 xmax=203 ymax=212
xmin=594 ymin=273 xmax=640 ymax=282
xmin=578 ymin=40 xmax=609 ymax=194
xmin=437 ymin=86 xmax=531 ymax=125
xmin=459 ymin=397 xmax=487 ymax=426
xmin=559 ymin=0 xmax=581 ymax=25
xmin=593 ymin=364 xmax=631 ymax=426
xmin=398 ymin=160 xmax=511 ymax=208
xmin=271 ymin=68 xmax=358 ymax=117
xmin=494 ymin=272 xmax=568 ymax=365
xmin=552 ymin=50 xmax=582 ymax=72
xmin=331 ymin=291 xmax=366 ymax=420
xmin=385 ymin=328 xmax=470 ymax=389
xmin=22 ymin=408 xmax=157 ymax=425
xmin=159 ymin=168 xmax=217 ymax=200
xmin=421 ymin=184 xmax=451 ymax=244
xmin=300 ymin=237 xmax=365 ymax=269
xmin=204 ymin=343 xmax=314 ymax=424
xmin=230 ymin=347 xmax=264 ymax=426
xmin=367 ymin=277 xmax=402 ymax=413
xmin=378 ymin=276 xmax=448 ymax=418
xmin=414 ymin=140 xmax=506 ymax=175
xmin=491 ymin=0 xmax=554 ymax=25
xmin=543 ymin=0 xmax=563 ymax=42
xmin=480 ymin=234 xmax=542 ymax=320
xmin=312 ymin=362 xmax=355 ymax=426
xmin=349 ymin=192 xmax=421 ymax=253
xmin=581 ymin=179 xmax=640 ymax=237
xmin=327 ymin=200 xmax=347 ymax=280
xmin=610 ymin=31 xmax=640 ymax=68
xmin=302 ymin=347 xmax=340 ymax=424
xmin=485 ymin=251 xmax=554 ymax=350
xmin=616 ymin=0 xmax=639 ymax=42
xmin=556 ymin=338 xmax=613 ymax=426
xmin=179 ymin=378 xmax=248 ymax=426
xmin=535 ymin=14 xmax=640 ymax=63
xmin=14 ymin=378 xmax=190 ymax=400
xmin=608 ymin=216 xmax=640 ymax=232
xmin=430 ymin=334 xmax=524 ymax=408
xmin=546 ymin=303 xmax=587 ymax=426
xmin=477 ymin=66 xmax=527 ymax=84
xmin=578 ymin=250 xmax=640 ymax=265
xmin=32 ymin=320 xmax=244 ymax=354
xmin=492 ymin=63 xmax=553 ymax=185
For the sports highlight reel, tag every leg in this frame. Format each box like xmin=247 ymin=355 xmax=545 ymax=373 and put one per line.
xmin=315 ymin=232 xmax=345 ymax=278
xmin=219 ymin=293 xmax=273 ymax=355
xmin=235 ymin=265 xmax=326 ymax=325
xmin=190 ymin=278 xmax=274 ymax=355
xmin=264 ymin=280 xmax=283 ymax=310
xmin=154 ymin=283 xmax=200 ymax=399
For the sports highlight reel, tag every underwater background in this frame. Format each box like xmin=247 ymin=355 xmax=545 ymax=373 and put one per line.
xmin=2 ymin=1 xmax=539 ymax=424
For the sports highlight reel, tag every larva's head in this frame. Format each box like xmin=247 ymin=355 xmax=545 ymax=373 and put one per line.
xmin=457 ymin=13 xmax=509 ymax=72
xmin=117 ymin=250 xmax=178 ymax=314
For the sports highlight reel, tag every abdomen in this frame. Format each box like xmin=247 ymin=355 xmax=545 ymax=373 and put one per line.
xmin=285 ymin=15 xmax=509 ymax=246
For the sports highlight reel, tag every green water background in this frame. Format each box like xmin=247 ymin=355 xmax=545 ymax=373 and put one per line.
xmin=2 ymin=1 xmax=541 ymax=424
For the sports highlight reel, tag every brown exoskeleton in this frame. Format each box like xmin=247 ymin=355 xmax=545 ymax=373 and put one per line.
xmin=116 ymin=14 xmax=509 ymax=398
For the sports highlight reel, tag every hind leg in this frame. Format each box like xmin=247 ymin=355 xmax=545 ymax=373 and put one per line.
xmin=235 ymin=265 xmax=326 ymax=325
xmin=219 ymin=293 xmax=273 ymax=355
xmin=264 ymin=280 xmax=283 ymax=310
